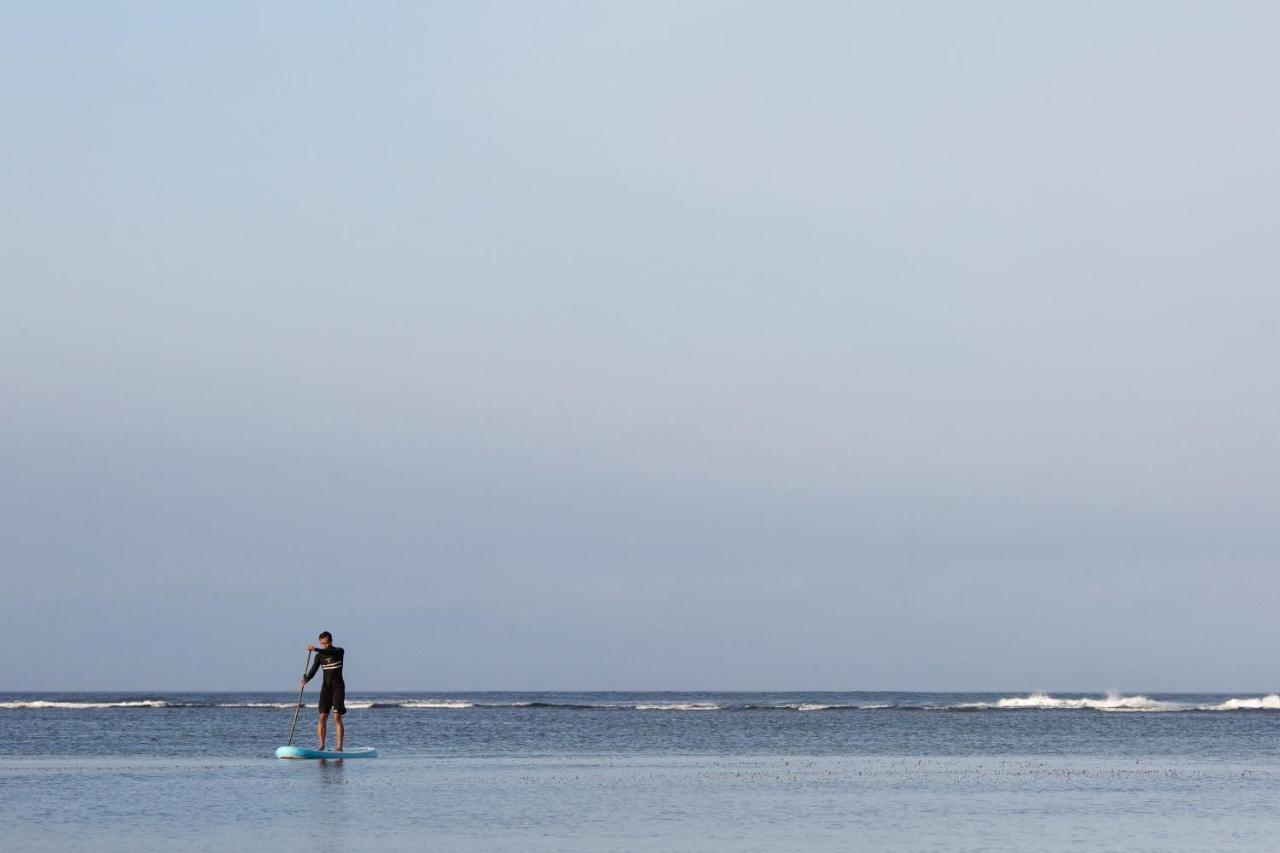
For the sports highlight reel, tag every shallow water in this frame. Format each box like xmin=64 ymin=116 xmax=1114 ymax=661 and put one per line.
xmin=4 ymin=691 xmax=1280 ymax=851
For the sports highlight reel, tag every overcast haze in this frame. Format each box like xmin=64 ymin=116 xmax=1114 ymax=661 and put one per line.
xmin=3 ymin=2 xmax=1277 ymax=691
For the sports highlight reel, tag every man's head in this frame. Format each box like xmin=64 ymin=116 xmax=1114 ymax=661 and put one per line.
xmin=318 ymin=631 xmax=333 ymax=648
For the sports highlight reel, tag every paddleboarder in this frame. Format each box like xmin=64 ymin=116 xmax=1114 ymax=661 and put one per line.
xmin=300 ymin=631 xmax=346 ymax=752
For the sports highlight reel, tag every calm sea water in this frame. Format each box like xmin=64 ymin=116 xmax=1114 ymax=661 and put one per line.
xmin=4 ymin=691 xmax=1280 ymax=851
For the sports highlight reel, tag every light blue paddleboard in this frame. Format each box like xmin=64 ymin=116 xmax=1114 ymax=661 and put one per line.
xmin=276 ymin=745 xmax=377 ymax=759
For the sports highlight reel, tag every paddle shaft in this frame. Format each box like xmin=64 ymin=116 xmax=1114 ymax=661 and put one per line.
xmin=286 ymin=650 xmax=312 ymax=746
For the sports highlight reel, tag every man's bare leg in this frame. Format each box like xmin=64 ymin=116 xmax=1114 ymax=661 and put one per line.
xmin=317 ymin=712 xmax=328 ymax=750
xmin=335 ymin=714 xmax=345 ymax=752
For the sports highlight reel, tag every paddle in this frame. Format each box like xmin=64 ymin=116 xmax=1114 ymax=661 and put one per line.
xmin=286 ymin=649 xmax=312 ymax=747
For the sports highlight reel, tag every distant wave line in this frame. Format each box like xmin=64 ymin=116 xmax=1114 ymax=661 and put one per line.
xmin=5 ymin=693 xmax=1280 ymax=712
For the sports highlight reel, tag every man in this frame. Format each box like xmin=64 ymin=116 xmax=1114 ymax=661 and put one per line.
xmin=301 ymin=631 xmax=346 ymax=752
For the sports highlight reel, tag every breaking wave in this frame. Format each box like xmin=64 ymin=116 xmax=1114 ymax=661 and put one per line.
xmin=0 ymin=700 xmax=170 ymax=710
xmin=6 ymin=694 xmax=1280 ymax=712
xmin=987 ymin=693 xmax=1180 ymax=712
xmin=1200 ymin=694 xmax=1280 ymax=711
xmin=751 ymin=703 xmax=887 ymax=711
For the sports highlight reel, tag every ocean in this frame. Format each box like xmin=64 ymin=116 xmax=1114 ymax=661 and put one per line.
xmin=4 ymin=690 xmax=1280 ymax=851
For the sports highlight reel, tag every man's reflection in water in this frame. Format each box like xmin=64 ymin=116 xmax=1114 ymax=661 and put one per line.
xmin=317 ymin=758 xmax=346 ymax=784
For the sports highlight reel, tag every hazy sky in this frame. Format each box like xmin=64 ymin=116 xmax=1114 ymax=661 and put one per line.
xmin=3 ymin=2 xmax=1277 ymax=692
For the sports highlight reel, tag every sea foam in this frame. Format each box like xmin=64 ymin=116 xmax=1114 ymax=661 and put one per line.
xmin=1202 ymin=694 xmax=1280 ymax=711
xmin=991 ymin=693 xmax=1179 ymax=711
xmin=0 ymin=700 xmax=170 ymax=709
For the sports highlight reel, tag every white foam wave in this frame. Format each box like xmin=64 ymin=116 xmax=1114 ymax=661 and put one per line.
xmin=17 ymin=693 xmax=1279 ymax=714
xmin=782 ymin=703 xmax=888 ymax=711
xmin=0 ymin=700 xmax=169 ymax=710
xmin=987 ymin=693 xmax=1180 ymax=712
xmin=1202 ymin=694 xmax=1280 ymax=711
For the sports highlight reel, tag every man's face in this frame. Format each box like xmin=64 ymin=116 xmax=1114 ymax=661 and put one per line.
xmin=318 ymin=637 xmax=331 ymax=649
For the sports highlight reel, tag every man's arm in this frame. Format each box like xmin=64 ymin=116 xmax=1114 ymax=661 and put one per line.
xmin=302 ymin=652 xmax=322 ymax=683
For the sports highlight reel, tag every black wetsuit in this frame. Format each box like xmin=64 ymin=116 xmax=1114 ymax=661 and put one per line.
xmin=304 ymin=646 xmax=346 ymax=715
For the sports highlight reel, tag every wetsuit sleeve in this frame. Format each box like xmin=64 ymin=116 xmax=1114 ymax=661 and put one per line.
xmin=304 ymin=655 xmax=322 ymax=682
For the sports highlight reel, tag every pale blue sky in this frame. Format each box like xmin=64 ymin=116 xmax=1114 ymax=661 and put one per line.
xmin=2 ymin=2 xmax=1277 ymax=691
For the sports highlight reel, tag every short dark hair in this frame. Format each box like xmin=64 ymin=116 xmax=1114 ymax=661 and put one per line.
xmin=318 ymin=631 xmax=333 ymax=642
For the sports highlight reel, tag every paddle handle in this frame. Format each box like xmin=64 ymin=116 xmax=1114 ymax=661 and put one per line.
xmin=286 ymin=650 xmax=312 ymax=746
